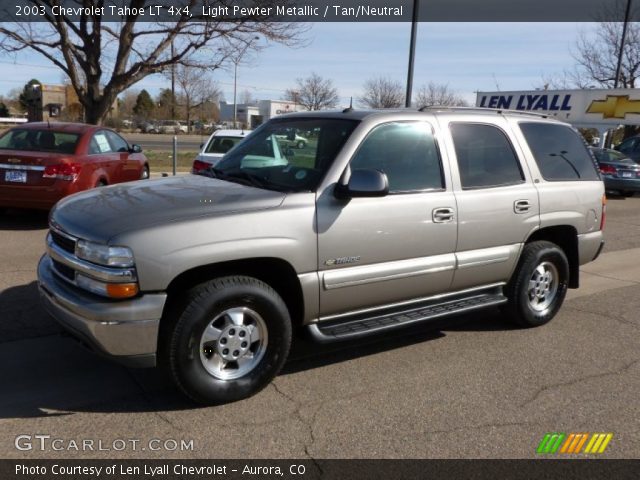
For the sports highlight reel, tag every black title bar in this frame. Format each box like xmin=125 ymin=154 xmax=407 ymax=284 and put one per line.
xmin=1 ymin=0 xmax=640 ymax=22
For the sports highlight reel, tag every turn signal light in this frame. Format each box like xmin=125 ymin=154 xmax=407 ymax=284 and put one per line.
xmin=600 ymin=194 xmax=607 ymax=231
xmin=106 ymin=283 xmax=139 ymax=299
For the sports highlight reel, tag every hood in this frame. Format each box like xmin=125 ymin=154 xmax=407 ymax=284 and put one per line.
xmin=50 ymin=175 xmax=286 ymax=242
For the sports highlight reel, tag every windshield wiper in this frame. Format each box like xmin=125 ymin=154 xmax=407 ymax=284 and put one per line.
xmin=201 ymin=166 xmax=274 ymax=190
xmin=224 ymin=170 xmax=270 ymax=189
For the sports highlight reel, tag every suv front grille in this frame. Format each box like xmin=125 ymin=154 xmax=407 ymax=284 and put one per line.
xmin=52 ymin=259 xmax=75 ymax=282
xmin=50 ymin=229 xmax=76 ymax=254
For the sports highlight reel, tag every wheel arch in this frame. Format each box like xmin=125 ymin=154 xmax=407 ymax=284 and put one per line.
xmin=525 ymin=225 xmax=579 ymax=288
xmin=161 ymin=257 xmax=305 ymax=333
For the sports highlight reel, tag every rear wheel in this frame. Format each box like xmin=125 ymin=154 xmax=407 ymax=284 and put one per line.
xmin=503 ymin=241 xmax=569 ymax=328
xmin=166 ymin=276 xmax=292 ymax=405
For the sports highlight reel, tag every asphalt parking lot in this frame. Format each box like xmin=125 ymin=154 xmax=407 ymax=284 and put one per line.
xmin=0 ymin=195 xmax=639 ymax=459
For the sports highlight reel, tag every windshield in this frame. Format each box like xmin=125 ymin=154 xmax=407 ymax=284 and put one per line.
xmin=0 ymin=129 xmax=80 ymax=154
xmin=202 ymin=118 xmax=359 ymax=192
xmin=205 ymin=136 xmax=245 ymax=154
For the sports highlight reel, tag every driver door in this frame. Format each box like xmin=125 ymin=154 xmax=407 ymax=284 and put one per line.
xmin=316 ymin=121 xmax=458 ymax=317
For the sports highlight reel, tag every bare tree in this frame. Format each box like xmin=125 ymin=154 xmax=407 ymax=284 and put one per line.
xmin=239 ymin=89 xmax=256 ymax=105
xmin=573 ymin=18 xmax=640 ymax=88
xmin=358 ymin=77 xmax=404 ymax=108
xmin=415 ymin=82 xmax=468 ymax=108
xmin=284 ymin=72 xmax=339 ymax=111
xmin=0 ymin=1 xmax=304 ymax=124
xmin=171 ymin=65 xmax=222 ymax=130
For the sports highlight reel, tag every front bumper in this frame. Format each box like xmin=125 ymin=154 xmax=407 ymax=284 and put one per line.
xmin=37 ymin=254 xmax=166 ymax=368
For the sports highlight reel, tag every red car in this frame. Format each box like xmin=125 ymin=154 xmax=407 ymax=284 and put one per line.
xmin=0 ymin=122 xmax=149 ymax=210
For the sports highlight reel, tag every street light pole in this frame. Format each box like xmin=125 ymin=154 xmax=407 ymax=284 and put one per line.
xmin=405 ymin=0 xmax=420 ymax=108
xmin=232 ymin=36 xmax=259 ymax=129
xmin=233 ymin=60 xmax=238 ymax=128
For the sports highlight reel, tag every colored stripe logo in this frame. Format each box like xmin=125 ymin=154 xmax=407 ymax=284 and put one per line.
xmin=537 ymin=433 xmax=613 ymax=454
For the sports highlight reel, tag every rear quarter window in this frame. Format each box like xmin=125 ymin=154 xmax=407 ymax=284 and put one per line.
xmin=519 ymin=122 xmax=599 ymax=181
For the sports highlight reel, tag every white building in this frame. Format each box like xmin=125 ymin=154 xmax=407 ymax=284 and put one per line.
xmin=219 ymin=100 xmax=305 ymax=128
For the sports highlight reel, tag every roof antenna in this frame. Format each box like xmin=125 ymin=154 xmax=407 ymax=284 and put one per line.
xmin=342 ymin=97 xmax=353 ymax=113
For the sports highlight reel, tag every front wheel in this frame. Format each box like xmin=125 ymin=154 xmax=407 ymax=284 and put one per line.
xmin=140 ymin=165 xmax=150 ymax=180
xmin=166 ymin=276 xmax=292 ymax=405
xmin=296 ymin=140 xmax=305 ymax=149
xmin=503 ymin=241 xmax=569 ymax=328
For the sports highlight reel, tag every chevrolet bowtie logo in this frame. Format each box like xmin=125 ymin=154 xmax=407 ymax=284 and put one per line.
xmin=586 ymin=95 xmax=640 ymax=119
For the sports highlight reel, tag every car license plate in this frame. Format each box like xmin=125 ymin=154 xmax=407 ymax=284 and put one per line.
xmin=4 ymin=170 xmax=27 ymax=183
xmin=621 ymin=171 xmax=633 ymax=178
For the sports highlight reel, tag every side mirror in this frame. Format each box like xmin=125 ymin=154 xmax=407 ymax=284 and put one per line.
xmin=129 ymin=144 xmax=142 ymax=153
xmin=335 ymin=168 xmax=389 ymax=199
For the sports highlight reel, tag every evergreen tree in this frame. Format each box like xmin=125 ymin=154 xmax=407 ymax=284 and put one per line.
xmin=133 ymin=89 xmax=154 ymax=119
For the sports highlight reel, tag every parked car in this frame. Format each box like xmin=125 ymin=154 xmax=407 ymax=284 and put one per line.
xmin=157 ymin=120 xmax=188 ymax=135
xmin=614 ymin=135 xmax=640 ymax=162
xmin=590 ymin=146 xmax=640 ymax=197
xmin=0 ymin=122 xmax=149 ymax=210
xmin=275 ymin=130 xmax=308 ymax=149
xmin=138 ymin=121 xmax=158 ymax=134
xmin=191 ymin=129 xmax=252 ymax=173
xmin=38 ymin=108 xmax=605 ymax=404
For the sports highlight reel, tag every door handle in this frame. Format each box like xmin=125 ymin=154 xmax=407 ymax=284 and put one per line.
xmin=514 ymin=199 xmax=531 ymax=214
xmin=433 ymin=207 xmax=455 ymax=223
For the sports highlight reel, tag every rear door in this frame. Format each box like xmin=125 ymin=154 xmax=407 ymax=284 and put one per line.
xmin=438 ymin=118 xmax=540 ymax=290
xmin=88 ymin=130 xmax=119 ymax=182
xmin=105 ymin=130 xmax=139 ymax=181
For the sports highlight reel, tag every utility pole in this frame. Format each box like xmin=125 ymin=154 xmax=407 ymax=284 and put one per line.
xmin=614 ymin=0 xmax=633 ymax=88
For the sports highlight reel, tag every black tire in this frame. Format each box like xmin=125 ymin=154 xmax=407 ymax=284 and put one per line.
xmin=296 ymin=140 xmax=305 ymax=149
xmin=621 ymin=191 xmax=635 ymax=197
xmin=503 ymin=241 xmax=569 ymax=328
xmin=95 ymin=179 xmax=107 ymax=187
xmin=166 ymin=276 xmax=292 ymax=405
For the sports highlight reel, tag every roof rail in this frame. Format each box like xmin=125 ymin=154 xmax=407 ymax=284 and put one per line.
xmin=417 ymin=105 xmax=550 ymax=118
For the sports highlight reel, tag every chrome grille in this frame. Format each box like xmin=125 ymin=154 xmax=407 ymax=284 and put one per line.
xmin=52 ymin=259 xmax=75 ymax=282
xmin=50 ymin=229 xmax=76 ymax=254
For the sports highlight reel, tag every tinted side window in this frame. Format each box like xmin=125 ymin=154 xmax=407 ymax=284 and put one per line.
xmin=520 ymin=122 xmax=599 ymax=181
xmin=350 ymin=122 xmax=444 ymax=192
xmin=450 ymin=123 xmax=524 ymax=189
xmin=106 ymin=131 xmax=129 ymax=152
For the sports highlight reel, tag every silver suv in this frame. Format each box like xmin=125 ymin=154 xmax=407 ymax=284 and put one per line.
xmin=37 ymin=108 xmax=605 ymax=404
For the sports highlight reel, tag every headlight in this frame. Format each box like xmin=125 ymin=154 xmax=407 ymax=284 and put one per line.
xmin=75 ymin=240 xmax=135 ymax=267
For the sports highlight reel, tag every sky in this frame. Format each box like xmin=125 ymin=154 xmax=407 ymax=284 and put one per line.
xmin=0 ymin=22 xmax=596 ymax=108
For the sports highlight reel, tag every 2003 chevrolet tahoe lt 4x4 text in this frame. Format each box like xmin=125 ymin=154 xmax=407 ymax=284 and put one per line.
xmin=38 ymin=107 xmax=605 ymax=404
